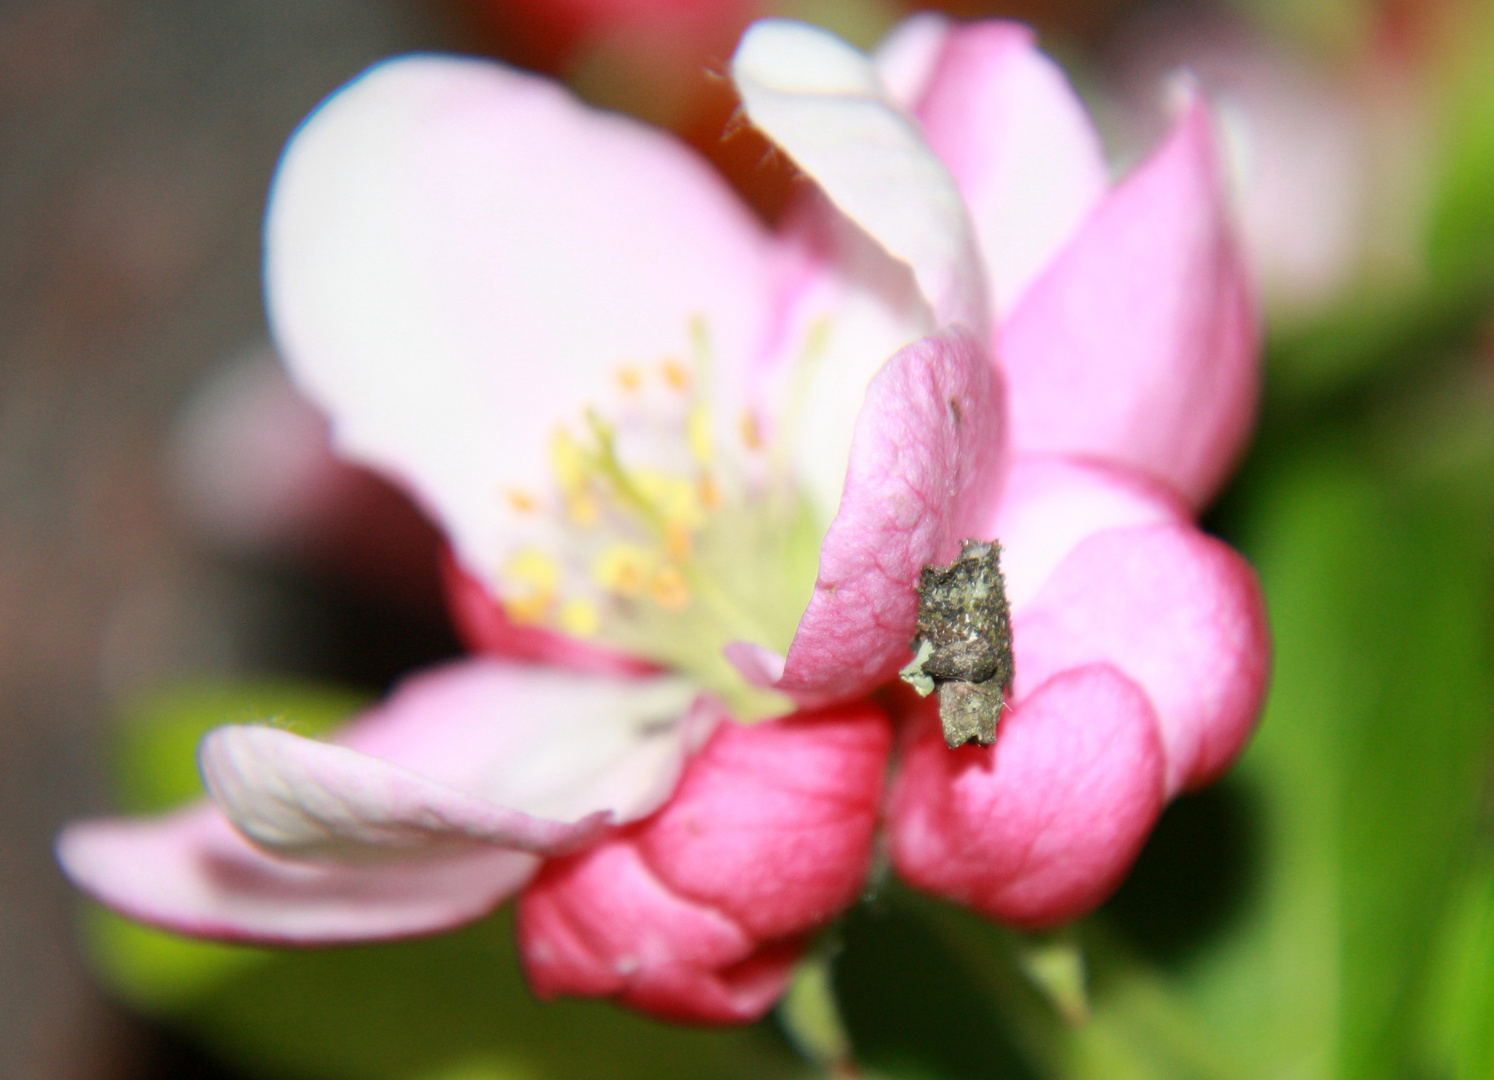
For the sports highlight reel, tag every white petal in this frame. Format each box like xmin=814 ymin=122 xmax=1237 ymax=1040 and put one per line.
xmin=200 ymin=726 xmax=610 ymax=862
xmin=266 ymin=55 xmax=775 ymax=596
xmin=200 ymin=659 xmax=708 ymax=863
xmin=733 ymin=20 xmax=987 ymax=332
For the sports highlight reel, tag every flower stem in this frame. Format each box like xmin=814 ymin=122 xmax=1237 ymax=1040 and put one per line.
xmin=777 ymin=946 xmax=861 ymax=1079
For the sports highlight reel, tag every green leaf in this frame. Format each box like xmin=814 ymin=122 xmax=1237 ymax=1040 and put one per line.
xmin=1426 ymin=7 xmax=1494 ymax=289
xmin=112 ymin=679 xmax=370 ymax=814
xmin=86 ymin=907 xmax=272 ymax=1013
xmin=165 ymin=910 xmax=804 ymax=1080
xmin=1180 ymin=437 xmax=1494 ymax=1080
xmin=1418 ymin=851 xmax=1494 ymax=1079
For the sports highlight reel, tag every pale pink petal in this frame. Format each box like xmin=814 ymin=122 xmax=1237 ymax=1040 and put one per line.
xmin=888 ymin=665 xmax=1165 ymax=928
xmin=911 ymin=21 xmax=1109 ymax=318
xmin=872 ymin=11 xmax=949 ymax=107
xmin=56 ymin=805 xmax=536 ymax=945
xmin=195 ymin=659 xmax=706 ymax=866
xmin=333 ymin=660 xmax=709 ymax=828
xmin=1011 ymin=523 xmax=1268 ymax=796
xmin=756 ymin=195 xmax=934 ymax=522
xmin=265 ymin=54 xmax=776 ymax=598
xmin=200 ymin=726 xmax=611 ymax=861
xmin=729 ymin=327 xmax=1005 ymax=705
xmin=59 ymin=660 xmax=712 ymax=945
xmin=987 ymin=455 xmax=1184 ymax=613
xmin=1001 ymin=98 xmax=1258 ymax=507
xmin=518 ymin=702 xmax=890 ymax=1023
xmin=732 ymin=19 xmax=988 ymax=330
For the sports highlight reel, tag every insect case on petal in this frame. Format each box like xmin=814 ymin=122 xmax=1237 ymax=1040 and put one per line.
xmin=899 ymin=539 xmax=1014 ymax=748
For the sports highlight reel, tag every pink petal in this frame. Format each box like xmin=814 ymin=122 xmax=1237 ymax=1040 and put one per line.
xmin=1001 ymin=98 xmax=1258 ymax=507
xmin=911 ymin=21 xmax=1109 ymax=318
xmin=872 ymin=12 xmax=949 ymax=107
xmin=988 ymin=455 xmax=1185 ymax=613
xmin=200 ymin=726 xmax=612 ymax=861
xmin=872 ymin=11 xmax=950 ymax=107
xmin=732 ymin=20 xmax=988 ymax=330
xmin=265 ymin=55 xmax=776 ymax=598
xmin=57 ymin=659 xmax=713 ymax=944
xmin=56 ymin=805 xmax=537 ymax=945
xmin=518 ymin=701 xmax=891 ymax=1023
xmin=888 ymin=664 xmax=1165 ymax=928
xmin=516 ymin=840 xmax=800 ymax=1024
xmin=731 ymin=326 xmax=1006 ymax=705
xmin=1011 ymin=522 xmax=1269 ymax=796
xmin=632 ymin=700 xmax=891 ymax=939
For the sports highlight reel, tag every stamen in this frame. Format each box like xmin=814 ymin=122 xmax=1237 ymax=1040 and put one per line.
xmin=648 ymin=565 xmax=691 ymax=611
xmin=584 ymin=410 xmax=659 ymax=527
xmin=740 ymin=411 xmax=764 ymax=451
xmin=594 ymin=545 xmax=650 ymax=597
xmin=491 ymin=324 xmax=820 ymax=721
xmin=687 ymin=405 xmax=714 ymax=466
xmin=698 ymin=474 xmax=721 ymax=511
xmin=566 ymin=492 xmax=600 ymax=527
xmin=616 ymin=365 xmax=643 ymax=393
xmin=550 ymin=429 xmax=588 ymax=495
xmin=661 ymin=359 xmax=690 ymax=392
xmin=559 ymin=599 xmax=600 ymax=638
xmin=505 ymin=548 xmax=561 ymax=591
xmin=505 ymin=489 xmax=538 ymax=514
xmin=635 ymin=471 xmax=702 ymax=531
xmin=664 ymin=520 xmax=693 ymax=563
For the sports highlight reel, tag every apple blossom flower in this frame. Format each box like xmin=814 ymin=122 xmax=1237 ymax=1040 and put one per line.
xmin=57 ymin=15 xmax=1268 ymax=1025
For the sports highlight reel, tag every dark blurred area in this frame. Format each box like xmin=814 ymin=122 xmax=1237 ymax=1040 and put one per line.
xmin=0 ymin=5 xmax=474 ymax=1077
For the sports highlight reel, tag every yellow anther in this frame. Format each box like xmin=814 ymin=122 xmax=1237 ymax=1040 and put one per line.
xmin=550 ymin=429 xmax=589 ymax=494
xmin=559 ymin=599 xmax=600 ymax=638
xmin=698 ymin=473 xmax=721 ymax=511
xmin=505 ymin=548 xmax=561 ymax=592
xmin=661 ymin=359 xmax=690 ymax=392
xmin=501 ymin=549 xmax=561 ymax=625
xmin=567 ymin=491 xmax=601 ymax=527
xmin=740 ymin=411 xmax=764 ymax=451
xmin=504 ymin=594 xmax=552 ymax=626
xmin=634 ymin=471 xmax=702 ymax=529
xmin=594 ymin=545 xmax=651 ymax=597
xmin=687 ymin=405 xmax=714 ymax=466
xmin=505 ymin=489 xmax=538 ymax=514
xmin=664 ymin=520 xmax=693 ymax=563
xmin=648 ymin=565 xmax=691 ymax=611
xmin=616 ymin=366 xmax=643 ymax=393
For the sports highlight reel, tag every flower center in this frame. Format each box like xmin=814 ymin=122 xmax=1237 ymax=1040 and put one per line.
xmin=495 ymin=325 xmax=821 ymax=720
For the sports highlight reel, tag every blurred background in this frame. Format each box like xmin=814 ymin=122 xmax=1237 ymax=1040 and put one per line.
xmin=5 ymin=0 xmax=1494 ymax=1078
